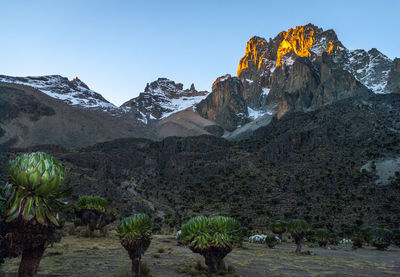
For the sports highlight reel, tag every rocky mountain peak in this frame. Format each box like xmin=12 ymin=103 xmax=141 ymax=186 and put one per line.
xmin=236 ymin=23 xmax=394 ymax=118
xmin=71 ymin=77 xmax=90 ymax=90
xmin=212 ymin=74 xmax=233 ymax=87
xmin=121 ymin=78 xmax=209 ymax=123
xmin=197 ymin=75 xmax=248 ymax=131
xmin=237 ymin=37 xmax=268 ymax=76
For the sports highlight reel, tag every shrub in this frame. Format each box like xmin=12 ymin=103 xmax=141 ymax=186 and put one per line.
xmin=392 ymin=229 xmax=400 ymax=247
xmin=265 ymin=234 xmax=281 ymax=248
xmin=369 ymin=227 xmax=393 ymax=250
xmin=352 ymin=235 xmax=363 ymax=249
xmin=269 ymin=220 xmax=287 ymax=240
xmin=179 ymin=216 xmax=242 ymax=274
xmin=314 ymin=228 xmax=329 ymax=247
xmin=75 ymin=196 xmax=117 ymax=235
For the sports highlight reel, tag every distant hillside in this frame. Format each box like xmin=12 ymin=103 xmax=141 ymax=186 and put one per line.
xmin=0 ymin=82 xmax=155 ymax=149
xmin=5 ymin=93 xmax=400 ymax=232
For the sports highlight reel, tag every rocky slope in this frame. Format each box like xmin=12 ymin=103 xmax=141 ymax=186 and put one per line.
xmin=0 ymin=82 xmax=154 ymax=149
xmin=388 ymin=58 xmax=400 ymax=94
xmin=121 ymin=78 xmax=209 ymax=123
xmin=4 ymin=93 xmax=400 ymax=232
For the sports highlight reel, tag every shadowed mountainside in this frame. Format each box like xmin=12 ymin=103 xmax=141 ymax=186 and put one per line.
xmin=4 ymin=93 xmax=400 ymax=233
xmin=0 ymin=83 xmax=156 ymax=149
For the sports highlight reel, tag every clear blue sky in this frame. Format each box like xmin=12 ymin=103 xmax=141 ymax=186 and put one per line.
xmin=1 ymin=0 xmax=399 ymax=106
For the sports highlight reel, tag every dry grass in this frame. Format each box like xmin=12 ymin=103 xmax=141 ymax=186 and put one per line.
xmin=1 ymin=235 xmax=399 ymax=276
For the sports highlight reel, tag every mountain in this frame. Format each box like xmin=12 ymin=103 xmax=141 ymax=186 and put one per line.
xmin=121 ymin=78 xmax=209 ymax=123
xmin=1 ymin=23 xmax=399 ymax=148
xmin=1 ymin=23 xmax=400 ymax=235
xmin=0 ymin=82 xmax=154 ymax=149
xmin=0 ymin=75 xmax=118 ymax=113
xmin=235 ymin=23 xmax=394 ymax=119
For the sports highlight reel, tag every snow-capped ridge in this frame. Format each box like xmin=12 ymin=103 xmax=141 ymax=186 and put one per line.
xmin=0 ymin=74 xmax=117 ymax=111
xmin=121 ymin=77 xmax=210 ymax=123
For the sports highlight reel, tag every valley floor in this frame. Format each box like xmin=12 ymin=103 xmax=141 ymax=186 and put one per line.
xmin=1 ymin=234 xmax=399 ymax=277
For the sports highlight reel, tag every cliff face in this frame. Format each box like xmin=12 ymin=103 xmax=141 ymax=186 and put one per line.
xmin=268 ymin=53 xmax=372 ymax=118
xmin=196 ymin=74 xmax=248 ymax=131
xmin=388 ymin=58 xmax=400 ymax=94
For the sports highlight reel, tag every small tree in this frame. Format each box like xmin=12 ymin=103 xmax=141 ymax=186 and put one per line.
xmin=269 ymin=220 xmax=286 ymax=240
xmin=75 ymin=196 xmax=117 ymax=235
xmin=179 ymin=216 xmax=243 ymax=274
xmin=314 ymin=228 xmax=329 ymax=247
xmin=118 ymin=214 xmax=152 ymax=277
xmin=1 ymin=152 xmax=68 ymax=276
xmin=288 ymin=219 xmax=309 ymax=253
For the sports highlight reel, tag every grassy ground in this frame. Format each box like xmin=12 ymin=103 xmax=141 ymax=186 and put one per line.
xmin=1 ymin=233 xmax=399 ymax=276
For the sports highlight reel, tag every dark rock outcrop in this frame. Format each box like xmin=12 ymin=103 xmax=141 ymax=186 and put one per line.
xmin=268 ymin=53 xmax=372 ymax=118
xmin=388 ymin=58 xmax=400 ymax=94
xmin=196 ymin=75 xmax=248 ymax=131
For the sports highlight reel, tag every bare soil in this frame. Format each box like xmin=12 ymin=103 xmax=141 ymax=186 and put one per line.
xmin=1 ymin=234 xmax=399 ymax=276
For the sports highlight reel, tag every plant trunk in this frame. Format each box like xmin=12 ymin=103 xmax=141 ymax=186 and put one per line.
xmin=217 ymin=259 xmax=226 ymax=271
xmin=18 ymin=245 xmax=45 ymax=277
xmin=295 ymin=242 xmax=302 ymax=253
xmin=130 ymin=254 xmax=141 ymax=277
xmin=204 ymin=252 xmax=218 ymax=275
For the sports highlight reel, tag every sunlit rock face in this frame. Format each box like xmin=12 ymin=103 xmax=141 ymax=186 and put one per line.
xmin=237 ymin=24 xmax=342 ymax=109
xmin=237 ymin=23 xmax=394 ymax=117
xmin=387 ymin=58 xmax=400 ymax=94
xmin=196 ymin=74 xmax=248 ymax=131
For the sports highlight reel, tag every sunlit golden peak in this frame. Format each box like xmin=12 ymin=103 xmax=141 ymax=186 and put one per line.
xmin=237 ymin=36 xmax=267 ymax=76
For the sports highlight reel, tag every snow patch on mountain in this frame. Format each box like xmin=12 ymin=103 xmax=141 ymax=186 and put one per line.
xmin=343 ymin=49 xmax=392 ymax=94
xmin=248 ymin=107 xmax=272 ymax=120
xmin=122 ymin=78 xmax=210 ymax=123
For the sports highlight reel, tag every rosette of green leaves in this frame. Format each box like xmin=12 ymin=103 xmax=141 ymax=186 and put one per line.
xmin=369 ymin=227 xmax=393 ymax=250
xmin=288 ymin=219 xmax=309 ymax=238
xmin=77 ymin=196 xmax=108 ymax=213
xmin=265 ymin=234 xmax=280 ymax=248
xmin=269 ymin=220 xmax=287 ymax=238
xmin=180 ymin=216 xmax=243 ymax=249
xmin=117 ymin=214 xmax=152 ymax=242
xmin=4 ymin=152 xmax=67 ymax=226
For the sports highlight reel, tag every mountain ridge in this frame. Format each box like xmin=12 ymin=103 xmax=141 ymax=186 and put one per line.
xmin=1 ymin=23 xmax=399 ymax=149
